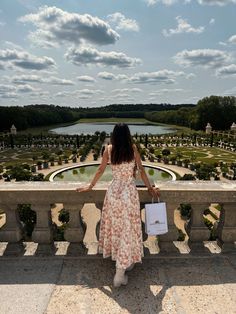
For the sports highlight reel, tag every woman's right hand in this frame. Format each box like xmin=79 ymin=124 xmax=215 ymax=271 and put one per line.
xmin=76 ymin=185 xmax=92 ymax=192
xmin=148 ymin=186 xmax=160 ymax=199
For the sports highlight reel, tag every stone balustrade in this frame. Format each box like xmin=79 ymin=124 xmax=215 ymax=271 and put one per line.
xmin=0 ymin=181 xmax=235 ymax=256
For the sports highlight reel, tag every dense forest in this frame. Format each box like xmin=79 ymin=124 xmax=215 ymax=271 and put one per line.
xmin=0 ymin=96 xmax=235 ymax=132
xmin=145 ymin=96 xmax=236 ymax=130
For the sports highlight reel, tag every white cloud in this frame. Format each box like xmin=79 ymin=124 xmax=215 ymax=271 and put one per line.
xmin=97 ymin=72 xmax=130 ymax=81
xmin=162 ymin=16 xmax=204 ymax=37
xmin=45 ymin=76 xmax=74 ymax=85
xmin=55 ymin=88 xmax=103 ymax=98
xmin=145 ymin=0 xmax=236 ymax=5
xmin=78 ymin=94 xmax=92 ymax=99
xmin=55 ymin=91 xmax=70 ymax=98
xmin=77 ymin=89 xmax=96 ymax=95
xmin=209 ymin=18 xmax=215 ymax=25
xmin=174 ymin=49 xmax=231 ymax=68
xmin=197 ymin=0 xmax=236 ymax=6
xmin=0 ymin=48 xmax=56 ymax=70
xmin=144 ymin=0 xmax=158 ymax=6
xmin=10 ymin=74 xmax=74 ymax=85
xmin=0 ymin=83 xmax=40 ymax=98
xmin=149 ymin=88 xmax=185 ymax=96
xmin=107 ymin=12 xmax=139 ymax=32
xmin=144 ymin=0 xmax=177 ymax=6
xmin=228 ymin=35 xmax=236 ymax=44
xmin=0 ymin=84 xmax=16 ymax=94
xmin=186 ymin=73 xmax=196 ymax=79
xmin=16 ymin=84 xmax=39 ymax=93
xmin=98 ymin=71 xmax=116 ymax=80
xmin=97 ymin=70 xmax=189 ymax=84
xmin=65 ymin=46 xmax=141 ymax=68
xmin=19 ymin=6 xmax=119 ymax=47
xmin=77 ymin=75 xmax=95 ymax=82
xmin=29 ymin=90 xmax=50 ymax=98
xmin=116 ymin=74 xmax=129 ymax=80
xmin=112 ymin=88 xmax=143 ymax=94
xmin=216 ymin=64 xmax=236 ymax=77
xmin=129 ymin=70 xmax=185 ymax=84
xmin=219 ymin=41 xmax=227 ymax=46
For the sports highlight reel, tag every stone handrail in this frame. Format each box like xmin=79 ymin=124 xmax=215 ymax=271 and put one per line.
xmin=0 ymin=181 xmax=235 ymax=255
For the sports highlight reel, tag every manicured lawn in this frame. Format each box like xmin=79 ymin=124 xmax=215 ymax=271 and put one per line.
xmin=0 ymin=147 xmax=73 ymax=167
xmin=154 ymin=146 xmax=236 ymax=164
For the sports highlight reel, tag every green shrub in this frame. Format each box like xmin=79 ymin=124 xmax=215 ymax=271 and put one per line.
xmin=58 ymin=209 xmax=69 ymax=223
xmin=179 ymin=204 xmax=191 ymax=219
xmin=177 ymin=228 xmax=186 ymax=241
xmin=18 ymin=204 xmax=36 ymax=238
xmin=179 ymin=174 xmax=196 ymax=180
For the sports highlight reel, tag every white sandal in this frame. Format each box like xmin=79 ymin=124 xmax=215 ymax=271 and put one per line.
xmin=113 ymin=268 xmax=128 ymax=287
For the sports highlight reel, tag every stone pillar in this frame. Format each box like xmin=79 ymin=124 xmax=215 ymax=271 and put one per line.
xmin=31 ymin=204 xmax=54 ymax=254
xmin=0 ymin=204 xmax=22 ymax=242
xmin=158 ymin=202 xmax=179 ymax=253
xmin=31 ymin=204 xmax=53 ymax=243
xmin=64 ymin=203 xmax=85 ymax=243
xmin=186 ymin=203 xmax=210 ymax=252
xmin=231 ymin=122 xmax=236 ymax=133
xmin=219 ymin=204 xmax=236 ymax=252
xmin=0 ymin=203 xmax=24 ymax=255
xmin=205 ymin=123 xmax=212 ymax=134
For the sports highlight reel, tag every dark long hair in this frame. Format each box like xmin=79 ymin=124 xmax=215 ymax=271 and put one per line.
xmin=111 ymin=123 xmax=134 ymax=164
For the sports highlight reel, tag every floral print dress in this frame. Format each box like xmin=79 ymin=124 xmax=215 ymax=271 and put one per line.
xmin=98 ymin=146 xmax=144 ymax=269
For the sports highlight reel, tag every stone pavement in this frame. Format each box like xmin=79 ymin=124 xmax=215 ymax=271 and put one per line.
xmin=0 ymin=254 xmax=236 ymax=314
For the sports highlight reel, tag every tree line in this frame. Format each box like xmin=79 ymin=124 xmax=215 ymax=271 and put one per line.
xmin=145 ymin=96 xmax=236 ymax=131
xmin=0 ymin=105 xmax=79 ymax=132
xmin=1 ymin=96 xmax=235 ymax=132
xmin=0 ymin=103 xmax=194 ymax=132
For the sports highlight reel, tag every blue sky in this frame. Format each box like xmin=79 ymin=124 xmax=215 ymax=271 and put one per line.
xmin=0 ymin=0 xmax=236 ymax=107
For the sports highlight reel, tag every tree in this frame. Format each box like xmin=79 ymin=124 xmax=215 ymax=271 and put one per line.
xmin=195 ymin=163 xmax=217 ymax=180
xmin=162 ymin=148 xmax=170 ymax=156
xmin=195 ymin=96 xmax=236 ymax=130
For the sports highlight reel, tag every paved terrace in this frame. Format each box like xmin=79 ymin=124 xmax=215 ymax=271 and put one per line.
xmin=0 ymin=181 xmax=236 ymax=314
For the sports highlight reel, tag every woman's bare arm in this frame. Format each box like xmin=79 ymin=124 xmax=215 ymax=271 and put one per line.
xmin=76 ymin=145 xmax=109 ymax=192
xmin=133 ymin=144 xmax=160 ymax=198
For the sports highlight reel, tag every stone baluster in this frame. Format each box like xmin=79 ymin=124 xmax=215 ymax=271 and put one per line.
xmin=158 ymin=202 xmax=179 ymax=253
xmin=0 ymin=203 xmax=23 ymax=254
xmin=186 ymin=203 xmax=210 ymax=252
xmin=64 ymin=203 xmax=85 ymax=243
xmin=0 ymin=204 xmax=22 ymax=242
xmin=31 ymin=203 xmax=54 ymax=254
xmin=219 ymin=203 xmax=236 ymax=252
xmin=95 ymin=202 xmax=103 ymax=241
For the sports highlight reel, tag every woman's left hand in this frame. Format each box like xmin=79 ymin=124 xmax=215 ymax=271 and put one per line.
xmin=148 ymin=186 xmax=160 ymax=198
xmin=76 ymin=185 xmax=92 ymax=192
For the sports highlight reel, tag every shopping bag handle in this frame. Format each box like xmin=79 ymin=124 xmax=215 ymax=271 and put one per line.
xmin=152 ymin=197 xmax=160 ymax=203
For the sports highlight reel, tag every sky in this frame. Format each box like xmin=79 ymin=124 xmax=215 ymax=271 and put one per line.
xmin=0 ymin=0 xmax=236 ymax=108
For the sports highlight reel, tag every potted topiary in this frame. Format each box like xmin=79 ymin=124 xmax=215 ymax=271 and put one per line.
xmin=49 ymin=157 xmax=55 ymax=166
xmin=37 ymin=161 xmax=42 ymax=170
xmin=58 ymin=157 xmax=62 ymax=165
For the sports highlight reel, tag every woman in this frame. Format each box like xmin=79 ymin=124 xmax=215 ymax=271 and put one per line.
xmin=77 ymin=124 xmax=160 ymax=287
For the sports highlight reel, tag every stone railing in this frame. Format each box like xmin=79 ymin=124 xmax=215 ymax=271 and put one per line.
xmin=0 ymin=181 xmax=235 ymax=256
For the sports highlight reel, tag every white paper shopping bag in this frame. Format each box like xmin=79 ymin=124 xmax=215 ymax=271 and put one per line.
xmin=145 ymin=201 xmax=168 ymax=235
